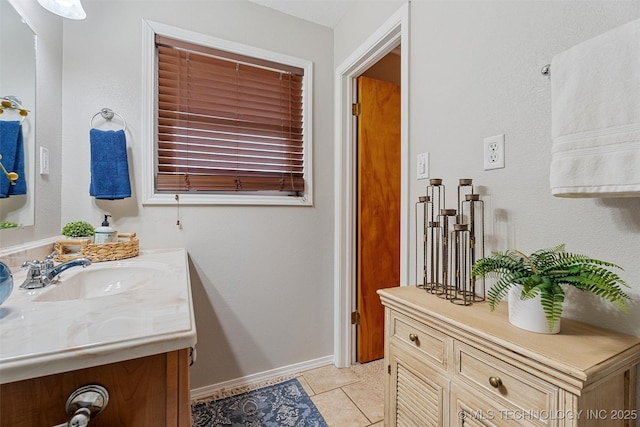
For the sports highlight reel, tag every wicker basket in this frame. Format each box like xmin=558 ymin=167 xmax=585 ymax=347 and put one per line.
xmin=54 ymin=233 xmax=139 ymax=263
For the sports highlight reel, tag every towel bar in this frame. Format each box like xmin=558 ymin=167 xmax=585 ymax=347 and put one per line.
xmin=90 ymin=108 xmax=127 ymax=131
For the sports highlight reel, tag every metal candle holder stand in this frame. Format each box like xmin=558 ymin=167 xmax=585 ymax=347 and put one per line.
xmin=416 ymin=178 xmax=485 ymax=305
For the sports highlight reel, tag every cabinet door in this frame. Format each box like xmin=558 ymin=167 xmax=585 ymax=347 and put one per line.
xmin=0 ymin=349 xmax=191 ymax=427
xmin=388 ymin=342 xmax=449 ymax=427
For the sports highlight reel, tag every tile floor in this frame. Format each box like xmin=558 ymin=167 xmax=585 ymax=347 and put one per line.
xmin=296 ymin=359 xmax=385 ymax=427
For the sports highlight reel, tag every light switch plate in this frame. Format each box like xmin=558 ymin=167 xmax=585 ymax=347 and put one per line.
xmin=417 ymin=152 xmax=429 ymax=180
xmin=39 ymin=146 xmax=49 ymax=175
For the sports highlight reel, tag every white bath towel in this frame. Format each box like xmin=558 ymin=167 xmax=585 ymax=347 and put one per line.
xmin=550 ymin=18 xmax=640 ymax=198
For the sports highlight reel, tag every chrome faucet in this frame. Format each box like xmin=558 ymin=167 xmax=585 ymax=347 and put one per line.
xmin=20 ymin=256 xmax=92 ymax=289
xmin=42 ymin=258 xmax=92 ymax=286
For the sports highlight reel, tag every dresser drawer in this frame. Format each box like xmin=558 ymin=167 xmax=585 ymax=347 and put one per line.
xmin=451 ymin=383 xmax=542 ymax=427
xmin=454 ymin=341 xmax=558 ymax=416
xmin=390 ymin=310 xmax=448 ymax=368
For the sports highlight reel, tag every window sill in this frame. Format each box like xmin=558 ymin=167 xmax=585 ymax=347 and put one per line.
xmin=143 ymin=192 xmax=312 ymax=207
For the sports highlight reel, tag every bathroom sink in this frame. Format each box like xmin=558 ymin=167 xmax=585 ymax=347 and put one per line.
xmin=33 ymin=262 xmax=169 ymax=302
xmin=0 ymin=248 xmax=195 ymax=386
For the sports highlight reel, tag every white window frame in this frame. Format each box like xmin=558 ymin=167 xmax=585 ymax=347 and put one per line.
xmin=141 ymin=20 xmax=313 ymax=206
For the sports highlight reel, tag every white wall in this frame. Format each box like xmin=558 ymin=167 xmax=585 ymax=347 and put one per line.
xmin=60 ymin=1 xmax=335 ymax=389
xmin=333 ymin=0 xmax=405 ymax=65
xmin=337 ymin=0 xmax=640 ymax=335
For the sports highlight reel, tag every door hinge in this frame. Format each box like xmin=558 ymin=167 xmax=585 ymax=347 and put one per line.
xmin=351 ymin=310 xmax=361 ymax=325
xmin=352 ymin=102 xmax=361 ymax=116
xmin=388 ymin=364 xmax=391 ymax=375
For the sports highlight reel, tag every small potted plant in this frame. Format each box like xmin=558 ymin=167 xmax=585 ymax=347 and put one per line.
xmin=471 ymin=243 xmax=630 ymax=334
xmin=62 ymin=220 xmax=95 ymax=243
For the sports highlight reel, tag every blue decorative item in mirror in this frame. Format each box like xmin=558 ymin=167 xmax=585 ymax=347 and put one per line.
xmin=0 ymin=261 xmax=13 ymax=305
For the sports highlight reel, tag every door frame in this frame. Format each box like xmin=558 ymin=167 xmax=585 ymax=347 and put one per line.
xmin=333 ymin=3 xmax=410 ymax=368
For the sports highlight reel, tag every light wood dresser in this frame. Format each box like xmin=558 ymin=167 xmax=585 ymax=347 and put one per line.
xmin=378 ymin=286 xmax=640 ymax=426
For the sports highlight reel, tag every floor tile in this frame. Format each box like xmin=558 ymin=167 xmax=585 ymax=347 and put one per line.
xmin=342 ymin=379 xmax=384 ymax=423
xmin=311 ymin=388 xmax=371 ymax=427
xmin=350 ymin=359 xmax=385 ymax=386
xmin=296 ymin=375 xmax=314 ymax=396
xmin=302 ymin=364 xmax=360 ymax=394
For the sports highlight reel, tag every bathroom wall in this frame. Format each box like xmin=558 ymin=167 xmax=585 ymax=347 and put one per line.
xmin=333 ymin=0 xmax=405 ymax=65
xmin=10 ymin=0 xmax=640 ymax=394
xmin=59 ymin=1 xmax=334 ymax=389
xmin=337 ymin=0 xmax=640 ymax=336
xmin=1 ymin=0 xmax=62 ymax=249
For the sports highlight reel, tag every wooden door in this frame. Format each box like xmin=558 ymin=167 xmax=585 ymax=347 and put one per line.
xmin=357 ymin=76 xmax=401 ymax=363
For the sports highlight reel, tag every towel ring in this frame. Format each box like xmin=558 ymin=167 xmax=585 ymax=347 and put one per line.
xmin=90 ymin=108 xmax=127 ymax=132
xmin=1 ymin=96 xmax=29 ymax=123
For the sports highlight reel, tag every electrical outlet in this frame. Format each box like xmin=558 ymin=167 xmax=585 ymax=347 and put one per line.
xmin=483 ymin=134 xmax=505 ymax=170
xmin=417 ymin=152 xmax=429 ymax=180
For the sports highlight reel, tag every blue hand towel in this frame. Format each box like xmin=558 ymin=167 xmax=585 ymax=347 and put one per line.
xmin=0 ymin=121 xmax=27 ymax=198
xmin=89 ymin=128 xmax=131 ymax=199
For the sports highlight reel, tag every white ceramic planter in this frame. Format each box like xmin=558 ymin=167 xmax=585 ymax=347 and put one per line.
xmin=508 ymin=286 xmax=560 ymax=334
xmin=62 ymin=237 xmax=93 ymax=253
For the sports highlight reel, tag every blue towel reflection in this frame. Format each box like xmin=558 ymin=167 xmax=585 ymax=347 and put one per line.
xmin=0 ymin=121 xmax=26 ymax=198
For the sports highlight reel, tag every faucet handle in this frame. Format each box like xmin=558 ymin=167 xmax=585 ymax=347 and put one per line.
xmin=21 ymin=259 xmax=42 ymax=270
xmin=19 ymin=260 xmax=44 ymax=289
xmin=43 ymin=252 xmax=56 ymax=271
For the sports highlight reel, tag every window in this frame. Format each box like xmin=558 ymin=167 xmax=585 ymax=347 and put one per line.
xmin=142 ymin=21 xmax=313 ymax=206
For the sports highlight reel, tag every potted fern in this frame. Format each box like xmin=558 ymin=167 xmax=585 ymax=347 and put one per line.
xmin=471 ymin=244 xmax=630 ymax=334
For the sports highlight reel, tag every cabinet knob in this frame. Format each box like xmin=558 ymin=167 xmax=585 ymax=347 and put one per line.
xmin=409 ymin=333 xmax=418 ymax=343
xmin=489 ymin=376 xmax=502 ymax=388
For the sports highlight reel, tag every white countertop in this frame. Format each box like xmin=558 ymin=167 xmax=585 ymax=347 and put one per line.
xmin=0 ymin=248 xmax=197 ymax=384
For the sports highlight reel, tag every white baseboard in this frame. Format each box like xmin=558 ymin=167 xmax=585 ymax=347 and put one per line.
xmin=190 ymin=355 xmax=334 ymax=401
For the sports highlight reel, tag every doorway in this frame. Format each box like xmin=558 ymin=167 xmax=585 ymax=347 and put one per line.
xmin=334 ymin=3 xmax=409 ymax=368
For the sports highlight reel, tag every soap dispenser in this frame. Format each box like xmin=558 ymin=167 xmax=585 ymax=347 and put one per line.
xmin=94 ymin=215 xmax=117 ymax=243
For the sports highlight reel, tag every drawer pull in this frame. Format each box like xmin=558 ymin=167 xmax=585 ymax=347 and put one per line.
xmin=409 ymin=333 xmax=419 ymax=343
xmin=489 ymin=376 xmax=502 ymax=388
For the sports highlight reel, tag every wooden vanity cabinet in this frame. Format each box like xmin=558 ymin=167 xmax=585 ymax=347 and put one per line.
xmin=378 ymin=286 xmax=640 ymax=427
xmin=0 ymin=348 xmax=191 ymax=426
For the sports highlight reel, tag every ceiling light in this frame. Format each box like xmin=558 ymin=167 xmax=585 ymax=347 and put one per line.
xmin=37 ymin=0 xmax=86 ymax=20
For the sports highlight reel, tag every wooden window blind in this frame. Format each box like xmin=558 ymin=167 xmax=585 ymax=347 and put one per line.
xmin=155 ymin=35 xmax=305 ymax=194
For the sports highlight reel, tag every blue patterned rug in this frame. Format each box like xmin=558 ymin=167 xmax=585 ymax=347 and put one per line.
xmin=192 ymin=378 xmax=328 ymax=427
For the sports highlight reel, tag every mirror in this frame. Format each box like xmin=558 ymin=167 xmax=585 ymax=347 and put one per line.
xmin=0 ymin=0 xmax=36 ymax=229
